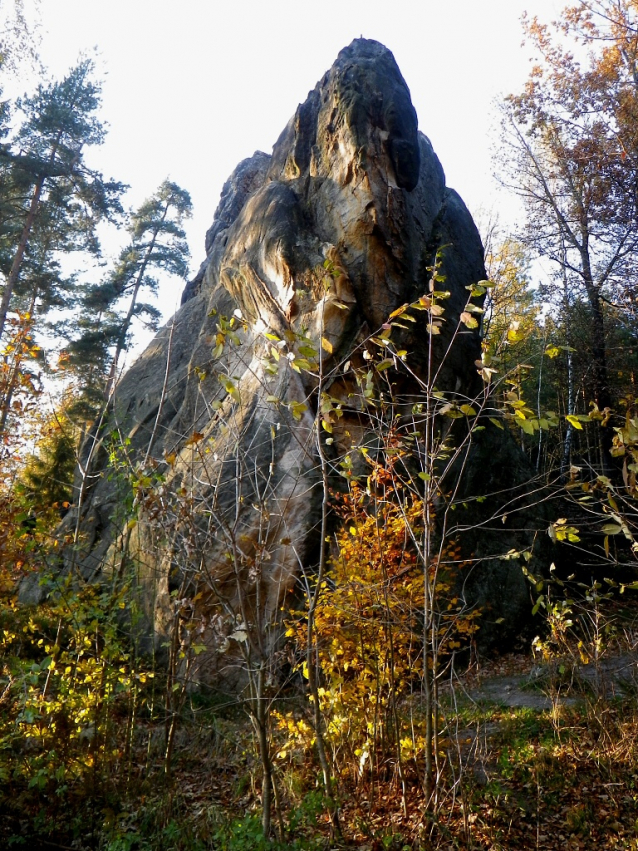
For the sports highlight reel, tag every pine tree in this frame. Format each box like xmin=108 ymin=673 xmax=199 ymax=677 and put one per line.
xmin=0 ymin=0 xmax=40 ymax=76
xmin=0 ymin=59 xmax=125 ymax=345
xmin=18 ymin=402 xmax=77 ymax=522
xmin=71 ymin=180 xmax=192 ymax=400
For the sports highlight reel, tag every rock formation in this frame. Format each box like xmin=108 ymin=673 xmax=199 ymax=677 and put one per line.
xmin=51 ymin=39 xmax=542 ymax=684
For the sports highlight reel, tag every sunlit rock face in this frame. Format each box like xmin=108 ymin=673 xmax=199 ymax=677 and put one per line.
xmin=55 ymin=39 xmax=533 ymax=686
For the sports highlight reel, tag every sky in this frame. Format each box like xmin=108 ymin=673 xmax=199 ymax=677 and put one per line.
xmin=13 ymin=0 xmax=563 ymax=356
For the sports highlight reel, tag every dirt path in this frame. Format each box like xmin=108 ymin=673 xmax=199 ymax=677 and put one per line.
xmin=466 ymin=652 xmax=637 ymax=710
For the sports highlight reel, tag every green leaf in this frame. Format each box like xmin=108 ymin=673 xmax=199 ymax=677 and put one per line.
xmin=532 ymin=595 xmax=544 ymax=616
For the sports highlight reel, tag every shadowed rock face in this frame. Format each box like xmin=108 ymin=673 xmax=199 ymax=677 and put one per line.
xmin=54 ymin=40 xmax=535 ymax=684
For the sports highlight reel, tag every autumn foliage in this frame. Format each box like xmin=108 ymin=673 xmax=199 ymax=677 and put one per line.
xmin=279 ymin=461 xmax=480 ymax=800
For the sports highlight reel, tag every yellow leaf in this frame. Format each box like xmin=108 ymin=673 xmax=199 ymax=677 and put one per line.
xmin=388 ymin=303 xmax=409 ymax=319
xmin=321 ymin=337 xmax=333 ymax=354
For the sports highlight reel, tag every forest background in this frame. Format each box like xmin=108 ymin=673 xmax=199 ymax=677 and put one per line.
xmin=2 ymin=1 xmax=638 ymax=849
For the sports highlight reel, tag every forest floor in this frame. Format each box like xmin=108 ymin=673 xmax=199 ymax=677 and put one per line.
xmin=140 ymin=639 xmax=638 ymax=851
xmin=3 ymin=605 xmax=638 ymax=850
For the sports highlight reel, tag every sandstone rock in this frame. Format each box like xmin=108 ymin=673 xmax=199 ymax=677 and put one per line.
xmin=57 ymin=39 xmax=544 ymax=683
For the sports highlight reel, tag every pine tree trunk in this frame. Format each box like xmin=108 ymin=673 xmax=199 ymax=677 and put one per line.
xmin=0 ymin=174 xmax=45 ymax=343
xmin=104 ymin=201 xmax=170 ymax=398
xmin=0 ymin=125 xmax=68 ymax=343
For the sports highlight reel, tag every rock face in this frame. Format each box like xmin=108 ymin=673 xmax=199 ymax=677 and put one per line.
xmin=57 ymin=39 xmax=539 ymax=684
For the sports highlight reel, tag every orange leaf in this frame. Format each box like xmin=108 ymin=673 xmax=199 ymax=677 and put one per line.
xmin=184 ymin=431 xmax=204 ymax=447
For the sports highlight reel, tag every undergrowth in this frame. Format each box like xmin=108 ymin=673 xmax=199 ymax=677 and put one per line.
xmin=2 ymin=588 xmax=638 ymax=850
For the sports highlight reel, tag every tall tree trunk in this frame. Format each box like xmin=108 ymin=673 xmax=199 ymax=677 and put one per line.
xmin=0 ymin=174 xmax=45 ymax=343
xmin=581 ymin=248 xmax=613 ymax=473
xmin=103 ymin=201 xmax=170 ymax=399
xmin=0 ymin=127 xmax=67 ymax=343
xmin=560 ymin=240 xmax=575 ymax=480
xmin=0 ymin=291 xmax=37 ymax=434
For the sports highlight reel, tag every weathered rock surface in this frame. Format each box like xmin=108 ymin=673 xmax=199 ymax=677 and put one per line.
xmin=54 ymin=39 xmax=544 ymax=684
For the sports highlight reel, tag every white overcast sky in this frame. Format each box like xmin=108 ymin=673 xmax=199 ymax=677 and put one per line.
xmin=14 ymin=0 xmax=563 ymax=353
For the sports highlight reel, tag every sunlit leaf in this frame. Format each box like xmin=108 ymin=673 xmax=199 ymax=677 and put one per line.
xmin=565 ymin=414 xmax=583 ymax=430
xmin=460 ymin=312 xmax=478 ymax=329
